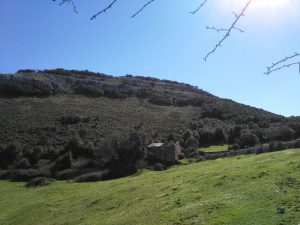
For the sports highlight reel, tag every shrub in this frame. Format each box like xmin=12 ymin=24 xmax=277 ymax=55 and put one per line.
xmin=0 ymin=77 xmax=52 ymax=97
xmin=74 ymin=171 xmax=107 ymax=182
xmin=115 ymin=132 xmax=145 ymax=165
xmin=64 ymin=138 xmax=94 ymax=159
xmin=25 ymin=177 xmax=54 ymax=187
xmin=9 ymin=169 xmax=51 ymax=182
xmin=55 ymin=168 xmax=86 ymax=180
xmin=214 ymin=127 xmax=226 ymax=144
xmin=17 ymin=69 xmax=36 ymax=74
xmin=148 ymin=95 xmax=172 ymax=106
xmin=0 ymin=142 xmax=22 ymax=169
xmin=136 ymin=88 xmax=151 ymax=98
xmin=15 ymin=157 xmax=31 ymax=169
xmin=198 ymin=129 xmax=215 ymax=146
xmin=24 ymin=146 xmax=42 ymax=164
xmin=228 ymin=143 xmax=241 ymax=151
xmin=254 ymin=145 xmax=264 ymax=154
xmin=33 ymin=159 xmax=52 ymax=170
xmin=184 ymin=136 xmax=199 ymax=148
xmin=240 ymin=132 xmax=259 ymax=148
xmin=53 ymin=152 xmax=72 ymax=171
xmin=74 ymin=82 xmax=104 ymax=97
xmin=183 ymin=147 xmax=200 ymax=158
xmin=293 ymin=139 xmax=300 ymax=148
xmin=0 ymin=170 xmax=10 ymax=179
xmin=269 ymin=141 xmax=284 ymax=152
xmin=183 ymin=130 xmax=193 ymax=142
xmin=72 ymin=159 xmax=99 ymax=170
xmin=227 ymin=126 xmax=242 ymax=144
xmin=153 ymin=163 xmax=165 ymax=171
xmin=277 ymin=126 xmax=295 ymax=141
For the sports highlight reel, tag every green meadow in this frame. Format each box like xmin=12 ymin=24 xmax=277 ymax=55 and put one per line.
xmin=199 ymin=145 xmax=229 ymax=153
xmin=1 ymin=149 xmax=300 ymax=225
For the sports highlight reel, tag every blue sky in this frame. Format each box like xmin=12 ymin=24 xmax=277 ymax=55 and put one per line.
xmin=0 ymin=0 xmax=299 ymax=116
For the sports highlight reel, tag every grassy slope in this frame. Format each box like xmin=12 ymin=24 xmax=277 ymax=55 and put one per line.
xmin=1 ymin=150 xmax=300 ymax=225
xmin=0 ymin=95 xmax=195 ymax=147
xmin=199 ymin=145 xmax=229 ymax=153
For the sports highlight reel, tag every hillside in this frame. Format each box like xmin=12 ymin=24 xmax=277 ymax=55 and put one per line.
xmin=0 ymin=69 xmax=300 ymax=182
xmin=0 ymin=149 xmax=299 ymax=225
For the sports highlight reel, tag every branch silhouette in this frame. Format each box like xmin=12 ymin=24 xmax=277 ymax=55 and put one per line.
xmin=264 ymin=53 xmax=300 ymax=75
xmin=190 ymin=0 xmax=209 ymax=14
xmin=53 ymin=0 xmax=78 ymax=13
xmin=203 ymin=0 xmax=252 ymax=61
xmin=90 ymin=0 xmax=118 ymax=20
xmin=206 ymin=26 xmax=244 ymax=33
xmin=131 ymin=0 xmax=156 ymax=18
xmin=53 ymin=0 xmax=299 ymax=76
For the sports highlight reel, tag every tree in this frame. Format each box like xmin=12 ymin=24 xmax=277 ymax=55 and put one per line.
xmin=53 ymin=0 xmax=299 ymax=75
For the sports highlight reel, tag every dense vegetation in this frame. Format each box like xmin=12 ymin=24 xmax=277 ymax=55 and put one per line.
xmin=0 ymin=149 xmax=300 ymax=225
xmin=0 ymin=69 xmax=300 ymax=183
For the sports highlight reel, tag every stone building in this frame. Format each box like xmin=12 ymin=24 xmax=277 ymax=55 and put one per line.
xmin=147 ymin=141 xmax=182 ymax=163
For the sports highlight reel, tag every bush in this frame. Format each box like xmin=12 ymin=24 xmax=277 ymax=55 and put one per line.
xmin=254 ymin=145 xmax=264 ymax=154
xmin=214 ymin=127 xmax=226 ymax=144
xmin=0 ymin=170 xmax=10 ymax=179
xmin=240 ymin=132 xmax=259 ymax=148
xmin=17 ymin=69 xmax=36 ymax=74
xmin=277 ymin=126 xmax=295 ymax=141
xmin=153 ymin=163 xmax=165 ymax=171
xmin=25 ymin=177 xmax=54 ymax=187
xmin=227 ymin=126 xmax=242 ymax=144
xmin=183 ymin=130 xmax=193 ymax=142
xmin=73 ymin=82 xmax=104 ymax=97
xmin=9 ymin=169 xmax=51 ymax=182
xmin=15 ymin=157 xmax=31 ymax=169
xmin=269 ymin=141 xmax=284 ymax=152
xmin=293 ymin=139 xmax=300 ymax=148
xmin=115 ymin=132 xmax=145 ymax=165
xmin=228 ymin=143 xmax=241 ymax=150
xmin=184 ymin=136 xmax=199 ymax=148
xmin=0 ymin=142 xmax=22 ymax=169
xmin=72 ymin=159 xmax=99 ymax=170
xmin=198 ymin=129 xmax=215 ymax=146
xmin=64 ymin=138 xmax=95 ymax=159
xmin=33 ymin=159 xmax=52 ymax=170
xmin=53 ymin=152 xmax=72 ymax=171
xmin=56 ymin=168 xmax=86 ymax=180
xmin=24 ymin=146 xmax=42 ymax=164
xmin=74 ymin=171 xmax=107 ymax=182
xmin=0 ymin=76 xmax=52 ymax=97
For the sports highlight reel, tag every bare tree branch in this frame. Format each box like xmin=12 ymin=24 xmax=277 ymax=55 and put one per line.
xmin=264 ymin=53 xmax=300 ymax=75
xmin=53 ymin=0 xmax=299 ymax=76
xmin=203 ymin=0 xmax=252 ymax=61
xmin=90 ymin=0 xmax=118 ymax=20
xmin=131 ymin=0 xmax=156 ymax=18
xmin=190 ymin=0 xmax=209 ymax=14
xmin=53 ymin=0 xmax=78 ymax=13
xmin=206 ymin=26 xmax=244 ymax=33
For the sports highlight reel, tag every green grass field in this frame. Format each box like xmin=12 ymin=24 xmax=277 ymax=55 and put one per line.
xmin=1 ymin=149 xmax=300 ymax=225
xmin=199 ymin=145 xmax=229 ymax=153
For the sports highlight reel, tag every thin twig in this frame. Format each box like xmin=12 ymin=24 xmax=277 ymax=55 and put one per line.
xmin=53 ymin=0 xmax=78 ymax=13
xmin=90 ymin=0 xmax=118 ymax=20
xmin=264 ymin=53 xmax=300 ymax=75
xmin=132 ymin=0 xmax=156 ymax=18
xmin=190 ymin=0 xmax=209 ymax=14
xmin=206 ymin=26 xmax=244 ymax=33
xmin=204 ymin=0 xmax=252 ymax=61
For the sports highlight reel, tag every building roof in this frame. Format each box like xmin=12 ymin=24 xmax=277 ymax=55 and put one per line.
xmin=148 ymin=143 xmax=164 ymax=148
